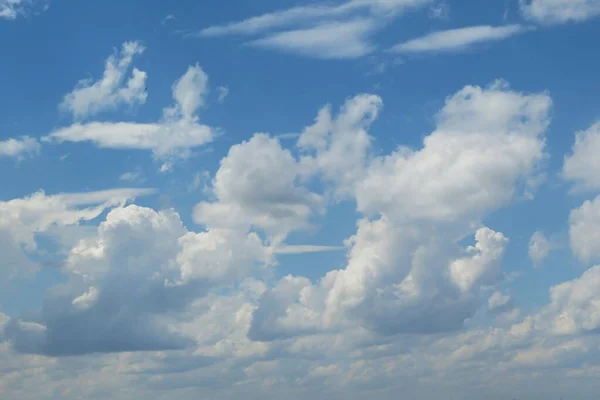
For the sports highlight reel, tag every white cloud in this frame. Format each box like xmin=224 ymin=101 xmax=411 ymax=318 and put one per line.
xmin=0 ymin=188 xmax=154 ymax=280
xmin=488 ymin=291 xmax=514 ymax=315
xmin=195 ymin=0 xmax=433 ymax=59
xmin=119 ymin=168 xmax=144 ymax=182
xmin=428 ymin=2 xmax=449 ymax=19
xmin=197 ymin=0 xmax=433 ymax=37
xmin=60 ymin=41 xmax=147 ymax=120
xmin=529 ymin=230 xmax=551 ymax=266
xmin=248 ymin=19 xmax=378 ymax=60
xmin=194 ymin=133 xmax=323 ymax=242
xmin=0 ymin=136 xmax=40 ymax=159
xmin=217 ymin=86 xmax=229 ymax=104
xmin=390 ymin=25 xmax=527 ymax=53
xmin=0 ymin=0 xmax=31 ymax=20
xmin=569 ymin=195 xmax=600 ymax=264
xmin=520 ymin=0 xmax=600 ymax=24
xmin=563 ymin=121 xmax=600 ymax=192
xmin=250 ymin=81 xmax=551 ymax=341
xmin=45 ymin=64 xmax=216 ymax=164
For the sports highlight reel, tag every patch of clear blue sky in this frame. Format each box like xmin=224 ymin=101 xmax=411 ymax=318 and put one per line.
xmin=1 ymin=0 xmax=599 ymax=315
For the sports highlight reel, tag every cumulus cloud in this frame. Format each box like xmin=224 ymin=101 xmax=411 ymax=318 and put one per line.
xmin=249 ymin=81 xmax=551 ymax=341
xmin=389 ymin=25 xmax=528 ymax=54
xmin=520 ymin=0 xmax=600 ymax=24
xmin=194 ymin=133 xmax=323 ymax=242
xmin=0 ymin=188 xmax=154 ymax=280
xmin=569 ymin=196 xmax=600 ymax=264
xmin=45 ymin=64 xmax=216 ymax=164
xmin=60 ymin=41 xmax=147 ymax=119
xmin=563 ymin=121 xmax=600 ymax=192
xmin=4 ymin=204 xmax=271 ymax=356
xmin=529 ymin=230 xmax=551 ymax=266
xmin=0 ymin=136 xmax=40 ymax=159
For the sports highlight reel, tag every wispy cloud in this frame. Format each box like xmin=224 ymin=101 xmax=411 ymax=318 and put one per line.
xmin=217 ymin=86 xmax=229 ymax=104
xmin=248 ymin=19 xmax=378 ymax=59
xmin=0 ymin=136 xmax=40 ymax=159
xmin=192 ymin=0 xmax=434 ymax=59
xmin=390 ymin=25 xmax=528 ymax=53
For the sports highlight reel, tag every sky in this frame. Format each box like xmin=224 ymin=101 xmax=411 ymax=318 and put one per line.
xmin=1 ymin=0 xmax=600 ymax=398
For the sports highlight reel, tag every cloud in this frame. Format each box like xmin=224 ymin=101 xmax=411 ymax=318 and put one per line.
xmin=194 ymin=133 xmax=323 ymax=242
xmin=45 ymin=64 xmax=216 ymax=164
xmin=194 ymin=0 xmax=434 ymax=59
xmin=428 ymin=2 xmax=449 ymax=20
xmin=390 ymin=25 xmax=527 ymax=53
xmin=217 ymin=86 xmax=229 ymax=104
xmin=60 ymin=41 xmax=147 ymax=120
xmin=248 ymin=19 xmax=378 ymax=60
xmin=197 ymin=0 xmax=433 ymax=37
xmin=0 ymin=188 xmax=154 ymax=280
xmin=563 ymin=121 xmax=600 ymax=192
xmin=4 ymin=204 xmax=271 ymax=356
xmin=274 ymin=245 xmax=346 ymax=255
xmin=119 ymin=168 xmax=144 ymax=183
xmin=0 ymin=136 xmax=40 ymax=159
xmin=520 ymin=0 xmax=600 ymax=24
xmin=569 ymin=196 xmax=600 ymax=264
xmin=488 ymin=291 xmax=515 ymax=316
xmin=0 ymin=0 xmax=32 ymax=20
xmin=249 ymin=81 xmax=551 ymax=341
xmin=529 ymin=230 xmax=551 ymax=266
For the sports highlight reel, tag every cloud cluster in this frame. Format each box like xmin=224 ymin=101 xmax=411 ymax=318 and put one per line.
xmin=520 ymin=0 xmax=600 ymax=24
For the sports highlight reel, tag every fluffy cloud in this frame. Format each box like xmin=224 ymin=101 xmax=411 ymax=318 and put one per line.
xmin=194 ymin=133 xmax=323 ymax=242
xmin=520 ymin=0 xmax=600 ymax=24
xmin=4 ymin=204 xmax=271 ymax=356
xmin=0 ymin=136 xmax=40 ymax=159
xmin=249 ymin=81 xmax=551 ymax=341
xmin=529 ymin=230 xmax=551 ymax=266
xmin=45 ymin=64 xmax=215 ymax=165
xmin=569 ymin=196 xmax=600 ymax=264
xmin=60 ymin=41 xmax=147 ymax=119
xmin=389 ymin=25 xmax=527 ymax=54
xmin=0 ymin=188 xmax=154 ymax=280
xmin=0 ymin=0 xmax=31 ymax=20
xmin=563 ymin=121 xmax=600 ymax=192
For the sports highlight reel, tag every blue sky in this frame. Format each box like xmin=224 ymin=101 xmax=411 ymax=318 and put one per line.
xmin=2 ymin=0 xmax=600 ymax=398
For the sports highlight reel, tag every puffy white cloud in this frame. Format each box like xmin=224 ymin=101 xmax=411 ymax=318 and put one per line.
xmin=194 ymin=133 xmax=323 ymax=241
xmin=520 ymin=0 xmax=600 ymax=24
xmin=0 ymin=136 xmax=40 ymax=159
xmin=0 ymin=188 xmax=154 ymax=280
xmin=60 ymin=41 xmax=147 ymax=119
xmin=563 ymin=121 xmax=600 ymax=192
xmin=4 ymin=204 xmax=272 ymax=356
xmin=529 ymin=230 xmax=551 ymax=266
xmin=569 ymin=195 xmax=600 ymax=264
xmin=389 ymin=25 xmax=528 ymax=54
xmin=535 ymin=265 xmax=600 ymax=336
xmin=250 ymin=81 xmax=551 ymax=341
xmin=45 ymin=64 xmax=216 ymax=163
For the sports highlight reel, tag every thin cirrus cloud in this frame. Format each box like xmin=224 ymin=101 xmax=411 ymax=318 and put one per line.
xmin=248 ymin=19 xmax=378 ymax=59
xmin=389 ymin=25 xmax=529 ymax=54
xmin=193 ymin=0 xmax=434 ymax=59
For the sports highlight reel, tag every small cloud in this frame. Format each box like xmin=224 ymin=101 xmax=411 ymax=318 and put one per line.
xmin=529 ymin=231 xmax=552 ymax=267
xmin=162 ymin=14 xmax=176 ymax=25
xmin=0 ymin=136 xmax=41 ymax=160
xmin=217 ymin=86 xmax=229 ymax=104
xmin=119 ymin=168 xmax=145 ymax=183
xmin=429 ymin=2 xmax=450 ymax=20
